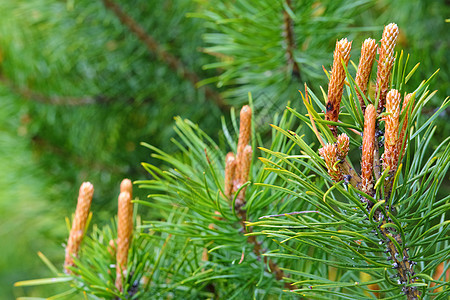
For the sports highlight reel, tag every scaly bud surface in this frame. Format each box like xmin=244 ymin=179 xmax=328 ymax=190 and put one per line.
xmin=224 ymin=152 xmax=236 ymax=199
xmin=64 ymin=182 xmax=94 ymax=273
xmin=325 ymin=38 xmax=352 ymax=137
xmin=375 ymin=23 xmax=399 ymax=113
xmin=355 ymin=38 xmax=377 ymax=112
xmin=361 ymin=104 xmax=376 ymax=195
xmin=116 ymin=191 xmax=133 ymax=292
xmin=383 ymin=89 xmax=401 ymax=175
xmin=120 ymin=178 xmax=133 ymax=198
xmin=319 ymin=144 xmax=343 ymax=182
xmin=336 ymin=133 xmax=350 ymax=160
xmin=120 ymin=178 xmax=133 ymax=222
xmin=236 ymin=145 xmax=252 ymax=206
xmin=237 ymin=105 xmax=252 ymax=158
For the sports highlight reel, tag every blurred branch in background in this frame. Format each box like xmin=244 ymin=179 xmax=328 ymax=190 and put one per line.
xmin=101 ymin=0 xmax=227 ymax=109
xmin=0 ymin=75 xmax=102 ymax=105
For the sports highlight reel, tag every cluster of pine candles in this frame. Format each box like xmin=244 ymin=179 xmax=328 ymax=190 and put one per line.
xmin=64 ymin=179 xmax=133 ymax=293
xmin=57 ymin=22 xmax=448 ymax=299
xmin=318 ymin=23 xmax=421 ymax=298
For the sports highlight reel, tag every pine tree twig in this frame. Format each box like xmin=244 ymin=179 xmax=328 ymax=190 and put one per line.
xmin=373 ymin=138 xmax=382 ymax=183
xmin=319 ymin=144 xmax=343 ymax=182
xmin=368 ymin=91 xmax=419 ymax=299
xmin=31 ymin=135 xmax=123 ymax=173
xmin=101 ymin=0 xmax=227 ymax=109
xmin=338 ymin=159 xmax=362 ymax=188
xmin=236 ymin=105 xmax=252 ymax=162
xmin=282 ymin=0 xmax=301 ymax=80
xmin=0 ymin=75 xmax=103 ymax=106
xmin=241 ymin=210 xmax=294 ymax=289
xmin=226 ymin=105 xmax=293 ymax=289
xmin=375 ymin=213 xmax=420 ymax=299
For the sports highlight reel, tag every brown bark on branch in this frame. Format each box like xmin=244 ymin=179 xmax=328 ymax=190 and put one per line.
xmin=282 ymin=0 xmax=301 ymax=80
xmin=101 ymin=0 xmax=227 ymax=109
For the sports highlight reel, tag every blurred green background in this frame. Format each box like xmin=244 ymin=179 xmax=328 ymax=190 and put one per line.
xmin=1 ymin=0 xmax=448 ymax=298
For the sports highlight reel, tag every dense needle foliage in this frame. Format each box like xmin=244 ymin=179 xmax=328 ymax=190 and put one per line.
xmin=2 ymin=1 xmax=448 ymax=299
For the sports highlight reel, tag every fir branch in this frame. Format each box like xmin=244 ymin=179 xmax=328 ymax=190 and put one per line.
xmin=101 ymin=0 xmax=227 ymax=109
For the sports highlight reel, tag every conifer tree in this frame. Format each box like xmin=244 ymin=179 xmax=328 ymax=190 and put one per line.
xmin=15 ymin=21 xmax=449 ymax=299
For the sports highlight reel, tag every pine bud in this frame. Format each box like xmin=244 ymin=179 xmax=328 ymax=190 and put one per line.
xmin=224 ymin=152 xmax=236 ymax=199
xmin=319 ymin=144 xmax=343 ymax=182
xmin=120 ymin=178 xmax=133 ymax=198
xmin=325 ymin=38 xmax=352 ymax=137
xmin=375 ymin=23 xmax=399 ymax=113
xmin=236 ymin=145 xmax=252 ymax=205
xmin=116 ymin=191 xmax=133 ymax=292
xmin=238 ymin=145 xmax=253 ymax=184
xmin=361 ymin=104 xmax=376 ymax=194
xmin=355 ymin=38 xmax=377 ymax=112
xmin=120 ymin=178 xmax=133 ymax=223
xmin=398 ymin=93 xmax=415 ymax=160
xmin=383 ymin=89 xmax=401 ymax=174
xmin=64 ymin=182 xmax=94 ymax=273
xmin=237 ymin=105 xmax=252 ymax=158
xmin=336 ymin=133 xmax=350 ymax=160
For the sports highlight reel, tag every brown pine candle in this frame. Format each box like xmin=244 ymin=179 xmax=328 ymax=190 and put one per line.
xmin=375 ymin=23 xmax=399 ymax=114
xmin=64 ymin=182 xmax=94 ymax=273
xmin=319 ymin=144 xmax=343 ymax=182
xmin=115 ymin=191 xmax=133 ymax=292
xmin=355 ymin=38 xmax=377 ymax=112
xmin=325 ymin=38 xmax=352 ymax=137
xmin=383 ymin=89 xmax=401 ymax=175
xmin=224 ymin=152 xmax=236 ymax=199
xmin=361 ymin=104 xmax=376 ymax=195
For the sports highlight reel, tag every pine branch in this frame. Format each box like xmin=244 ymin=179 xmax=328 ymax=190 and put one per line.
xmin=273 ymin=23 xmax=445 ymax=298
xmin=282 ymin=0 xmax=301 ymax=80
xmin=31 ymin=135 xmax=123 ymax=173
xmin=240 ymin=211 xmax=294 ymax=289
xmin=227 ymin=105 xmax=294 ymax=289
xmin=0 ymin=75 xmax=103 ymax=106
xmin=101 ymin=0 xmax=227 ymax=109
xmin=377 ymin=212 xmax=421 ymax=299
